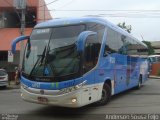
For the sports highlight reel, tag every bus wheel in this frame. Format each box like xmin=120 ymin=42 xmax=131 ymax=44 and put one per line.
xmin=136 ymin=75 xmax=142 ymax=89
xmin=97 ymin=83 xmax=111 ymax=105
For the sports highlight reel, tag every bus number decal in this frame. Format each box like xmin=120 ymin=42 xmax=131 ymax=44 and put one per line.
xmin=32 ymin=83 xmax=40 ymax=88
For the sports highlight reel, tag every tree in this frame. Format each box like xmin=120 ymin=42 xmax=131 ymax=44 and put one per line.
xmin=142 ymin=41 xmax=155 ymax=55
xmin=117 ymin=22 xmax=132 ymax=33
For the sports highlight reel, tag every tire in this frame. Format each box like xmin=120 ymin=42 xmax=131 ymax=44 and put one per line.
xmin=136 ymin=75 xmax=142 ymax=89
xmin=96 ymin=83 xmax=111 ymax=105
xmin=0 ymin=86 xmax=7 ymax=89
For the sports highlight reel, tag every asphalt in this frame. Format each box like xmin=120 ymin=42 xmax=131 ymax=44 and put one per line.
xmin=1 ymin=78 xmax=160 ymax=120
xmin=149 ymin=75 xmax=160 ymax=79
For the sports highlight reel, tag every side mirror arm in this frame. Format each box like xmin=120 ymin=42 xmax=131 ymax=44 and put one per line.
xmin=11 ymin=36 xmax=29 ymax=54
xmin=76 ymin=31 xmax=97 ymax=52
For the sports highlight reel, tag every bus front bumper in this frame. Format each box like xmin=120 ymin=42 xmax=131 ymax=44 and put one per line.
xmin=21 ymin=86 xmax=83 ymax=108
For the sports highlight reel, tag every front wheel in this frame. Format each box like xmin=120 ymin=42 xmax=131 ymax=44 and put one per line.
xmin=96 ymin=83 xmax=111 ymax=105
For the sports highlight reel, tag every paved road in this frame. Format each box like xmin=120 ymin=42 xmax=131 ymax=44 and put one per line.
xmin=0 ymin=78 xmax=160 ymax=120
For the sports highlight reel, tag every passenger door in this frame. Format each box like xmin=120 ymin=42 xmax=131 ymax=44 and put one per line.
xmin=81 ymin=34 xmax=100 ymax=104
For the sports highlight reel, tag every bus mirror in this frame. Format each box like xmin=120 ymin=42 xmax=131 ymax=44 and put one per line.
xmin=11 ymin=36 xmax=30 ymax=54
xmin=76 ymin=31 xmax=97 ymax=52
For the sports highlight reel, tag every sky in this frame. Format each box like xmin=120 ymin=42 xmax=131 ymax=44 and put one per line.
xmin=44 ymin=0 xmax=160 ymax=41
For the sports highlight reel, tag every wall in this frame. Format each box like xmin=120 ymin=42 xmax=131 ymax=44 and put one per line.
xmin=0 ymin=0 xmax=52 ymax=79
xmin=150 ymin=63 xmax=160 ymax=76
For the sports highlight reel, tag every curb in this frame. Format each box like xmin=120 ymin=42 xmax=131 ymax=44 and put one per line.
xmin=8 ymin=85 xmax=20 ymax=89
xmin=7 ymin=81 xmax=20 ymax=89
xmin=149 ymin=76 xmax=160 ymax=79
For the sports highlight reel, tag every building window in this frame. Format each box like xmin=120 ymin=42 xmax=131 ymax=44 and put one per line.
xmin=1 ymin=9 xmax=36 ymax=28
xmin=0 ymin=51 xmax=7 ymax=61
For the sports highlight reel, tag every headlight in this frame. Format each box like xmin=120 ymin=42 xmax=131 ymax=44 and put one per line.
xmin=60 ymin=80 xmax=87 ymax=94
xmin=71 ymin=98 xmax=77 ymax=103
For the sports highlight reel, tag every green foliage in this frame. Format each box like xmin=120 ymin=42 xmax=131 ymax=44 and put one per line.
xmin=142 ymin=41 xmax=155 ymax=55
xmin=117 ymin=22 xmax=132 ymax=33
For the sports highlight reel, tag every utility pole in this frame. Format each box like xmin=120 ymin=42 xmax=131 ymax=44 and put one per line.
xmin=44 ymin=2 xmax=45 ymax=21
xmin=14 ymin=0 xmax=26 ymax=69
xmin=20 ymin=8 xmax=25 ymax=69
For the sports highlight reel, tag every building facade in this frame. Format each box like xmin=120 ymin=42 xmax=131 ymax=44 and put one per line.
xmin=151 ymin=41 xmax=160 ymax=55
xmin=0 ymin=0 xmax=52 ymax=80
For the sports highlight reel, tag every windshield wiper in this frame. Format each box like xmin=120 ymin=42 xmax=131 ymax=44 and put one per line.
xmin=29 ymin=46 xmax=47 ymax=76
xmin=26 ymin=38 xmax=31 ymax=58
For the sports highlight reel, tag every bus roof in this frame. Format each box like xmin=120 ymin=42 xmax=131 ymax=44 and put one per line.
xmin=35 ymin=17 xmax=147 ymax=48
xmin=148 ymin=55 xmax=160 ymax=57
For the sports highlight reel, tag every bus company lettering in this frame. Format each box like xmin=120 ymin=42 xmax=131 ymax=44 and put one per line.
xmin=32 ymin=82 xmax=40 ymax=88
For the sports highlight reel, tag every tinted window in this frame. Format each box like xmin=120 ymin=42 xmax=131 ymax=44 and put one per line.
xmin=105 ymin=28 xmax=123 ymax=54
xmin=121 ymin=37 xmax=148 ymax=55
xmin=31 ymin=28 xmax=52 ymax=40
xmin=86 ymin=23 xmax=105 ymax=44
xmin=105 ymin=28 xmax=148 ymax=56
xmin=84 ymin=23 xmax=105 ymax=72
xmin=84 ymin=35 xmax=100 ymax=72
xmin=157 ymin=57 xmax=160 ymax=62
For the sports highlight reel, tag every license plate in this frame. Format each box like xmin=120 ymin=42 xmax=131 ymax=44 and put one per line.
xmin=37 ymin=97 xmax=48 ymax=103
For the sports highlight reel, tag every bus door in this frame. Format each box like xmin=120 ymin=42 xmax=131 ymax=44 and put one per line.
xmin=81 ymin=34 xmax=100 ymax=103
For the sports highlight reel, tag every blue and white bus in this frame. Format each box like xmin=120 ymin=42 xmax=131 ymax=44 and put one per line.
xmin=11 ymin=17 xmax=148 ymax=107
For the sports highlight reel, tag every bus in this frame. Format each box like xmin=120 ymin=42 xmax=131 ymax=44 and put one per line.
xmin=11 ymin=17 xmax=148 ymax=107
xmin=148 ymin=55 xmax=160 ymax=63
xmin=148 ymin=55 xmax=160 ymax=75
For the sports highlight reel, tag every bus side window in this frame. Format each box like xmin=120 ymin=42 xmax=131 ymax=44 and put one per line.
xmin=104 ymin=28 xmax=122 ymax=56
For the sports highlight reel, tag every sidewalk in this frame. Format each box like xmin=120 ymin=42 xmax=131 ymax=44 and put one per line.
xmin=8 ymin=81 xmax=20 ymax=89
xmin=149 ymin=75 xmax=160 ymax=79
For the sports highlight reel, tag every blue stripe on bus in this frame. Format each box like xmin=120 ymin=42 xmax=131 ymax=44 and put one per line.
xmin=21 ymin=76 xmax=84 ymax=90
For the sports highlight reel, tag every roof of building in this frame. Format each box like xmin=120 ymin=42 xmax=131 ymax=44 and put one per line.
xmin=151 ymin=41 xmax=160 ymax=49
xmin=0 ymin=28 xmax=32 ymax=50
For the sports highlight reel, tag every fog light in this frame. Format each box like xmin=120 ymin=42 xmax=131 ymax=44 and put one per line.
xmin=71 ymin=98 xmax=77 ymax=103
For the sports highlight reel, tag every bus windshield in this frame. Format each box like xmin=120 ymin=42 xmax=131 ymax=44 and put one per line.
xmin=23 ymin=25 xmax=85 ymax=80
xmin=22 ymin=23 xmax=105 ymax=82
